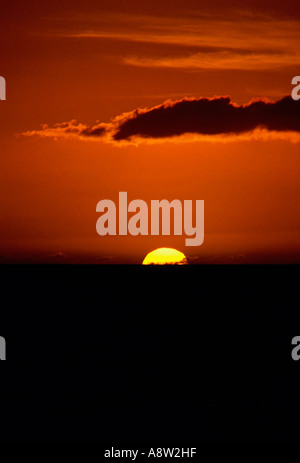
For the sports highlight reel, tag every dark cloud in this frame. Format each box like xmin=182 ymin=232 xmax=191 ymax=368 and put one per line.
xmin=23 ymin=96 xmax=300 ymax=144
xmin=113 ymin=96 xmax=300 ymax=141
xmin=80 ymin=126 xmax=107 ymax=137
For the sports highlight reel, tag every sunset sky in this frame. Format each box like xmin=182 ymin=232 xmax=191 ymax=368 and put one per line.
xmin=0 ymin=0 xmax=300 ymax=263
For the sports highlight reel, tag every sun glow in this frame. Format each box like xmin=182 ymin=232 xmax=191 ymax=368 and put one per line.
xmin=142 ymin=248 xmax=187 ymax=265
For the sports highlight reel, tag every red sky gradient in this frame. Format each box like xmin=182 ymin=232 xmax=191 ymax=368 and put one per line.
xmin=0 ymin=0 xmax=300 ymax=263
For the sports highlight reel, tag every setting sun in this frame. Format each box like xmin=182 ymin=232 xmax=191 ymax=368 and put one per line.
xmin=142 ymin=248 xmax=187 ymax=265
xmin=0 ymin=1 xmax=299 ymax=264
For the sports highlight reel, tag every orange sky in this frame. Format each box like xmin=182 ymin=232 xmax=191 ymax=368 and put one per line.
xmin=0 ymin=0 xmax=300 ymax=263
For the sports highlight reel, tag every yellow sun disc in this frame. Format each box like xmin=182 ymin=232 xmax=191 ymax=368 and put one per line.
xmin=142 ymin=248 xmax=187 ymax=265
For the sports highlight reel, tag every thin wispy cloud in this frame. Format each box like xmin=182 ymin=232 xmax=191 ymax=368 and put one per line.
xmin=123 ymin=51 xmax=296 ymax=71
xmin=63 ymin=13 xmax=300 ymax=71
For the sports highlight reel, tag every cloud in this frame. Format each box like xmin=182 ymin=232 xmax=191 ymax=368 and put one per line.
xmin=123 ymin=50 xmax=296 ymax=71
xmin=64 ymin=14 xmax=300 ymax=71
xmin=22 ymin=120 xmax=111 ymax=142
xmin=113 ymin=96 xmax=300 ymax=140
xmin=22 ymin=96 xmax=300 ymax=144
